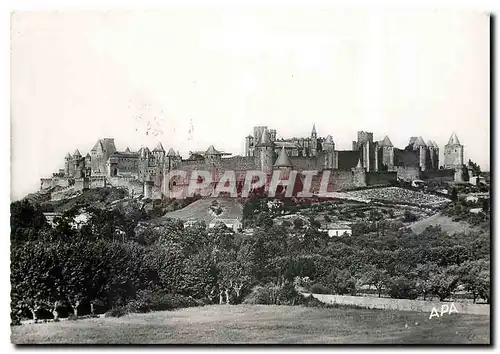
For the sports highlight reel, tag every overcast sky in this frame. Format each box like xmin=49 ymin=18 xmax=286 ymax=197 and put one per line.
xmin=10 ymin=9 xmax=490 ymax=200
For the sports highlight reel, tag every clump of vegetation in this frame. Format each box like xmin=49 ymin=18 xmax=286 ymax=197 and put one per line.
xmin=126 ymin=290 xmax=202 ymax=313
xmin=105 ymin=307 xmax=128 ymax=318
xmin=243 ymin=283 xmax=304 ymax=306
xmin=308 ymin=283 xmax=331 ymax=294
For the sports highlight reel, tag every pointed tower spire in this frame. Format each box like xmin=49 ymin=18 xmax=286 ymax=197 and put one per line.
xmin=167 ymin=148 xmax=176 ymax=157
xmin=274 ymin=147 xmax=292 ymax=167
xmin=153 ymin=142 xmax=165 ymax=152
xmin=356 ymin=158 xmax=362 ymax=169
xmin=447 ymin=132 xmax=461 ymax=145
xmin=311 ymin=123 xmax=317 ymax=137
xmin=257 ymin=129 xmax=273 ymax=146
xmin=125 ymin=147 xmax=131 ymax=153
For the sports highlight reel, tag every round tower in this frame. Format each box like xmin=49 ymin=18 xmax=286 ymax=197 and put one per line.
xmin=256 ymin=129 xmax=274 ymax=174
xmin=322 ymin=135 xmax=336 ymax=169
xmin=144 ymin=177 xmax=154 ymax=199
xmin=379 ymin=136 xmax=394 ymax=171
xmin=153 ymin=142 xmax=165 ymax=164
xmin=64 ymin=152 xmax=72 ymax=177
xmin=444 ymin=132 xmax=464 ymax=170
xmin=165 ymin=148 xmax=176 ymax=172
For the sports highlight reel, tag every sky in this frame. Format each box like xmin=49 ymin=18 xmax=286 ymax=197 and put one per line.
xmin=10 ymin=9 xmax=490 ymax=200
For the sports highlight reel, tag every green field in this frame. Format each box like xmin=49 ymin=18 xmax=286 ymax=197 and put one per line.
xmin=11 ymin=305 xmax=490 ymax=344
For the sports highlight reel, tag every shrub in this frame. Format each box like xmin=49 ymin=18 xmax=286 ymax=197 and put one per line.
xmin=403 ymin=211 xmax=419 ymax=223
xmin=149 ymin=293 xmax=200 ymax=311
xmin=302 ymin=295 xmax=371 ymax=310
xmin=243 ymin=283 xmax=303 ymax=305
xmin=105 ymin=307 xmax=128 ymax=318
xmin=309 ymin=283 xmax=331 ymax=294
xmin=387 ymin=277 xmax=419 ymax=300
xmin=126 ymin=289 xmax=201 ymax=313
xmin=243 ymin=285 xmax=274 ymax=305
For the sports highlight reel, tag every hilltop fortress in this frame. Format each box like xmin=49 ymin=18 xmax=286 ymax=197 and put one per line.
xmin=40 ymin=126 xmax=465 ymax=200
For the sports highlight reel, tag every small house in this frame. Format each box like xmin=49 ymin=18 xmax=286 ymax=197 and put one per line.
xmin=319 ymin=223 xmax=352 ymax=237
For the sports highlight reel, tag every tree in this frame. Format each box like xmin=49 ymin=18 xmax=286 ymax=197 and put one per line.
xmin=387 ymin=276 xmax=419 ymax=300
xmin=362 ymin=267 xmax=389 ymax=298
xmin=414 ymin=262 xmax=438 ymax=300
xmin=429 ymin=266 xmax=460 ymax=302
xmin=327 ymin=268 xmax=357 ymax=295
xmin=460 ymin=260 xmax=490 ymax=304
xmin=10 ymin=200 xmax=48 ymax=242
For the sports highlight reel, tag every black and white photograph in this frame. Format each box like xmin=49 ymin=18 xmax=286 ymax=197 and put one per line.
xmin=8 ymin=4 xmax=491 ymax=345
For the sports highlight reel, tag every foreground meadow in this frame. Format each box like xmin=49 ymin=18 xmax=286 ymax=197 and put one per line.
xmin=11 ymin=304 xmax=490 ymax=344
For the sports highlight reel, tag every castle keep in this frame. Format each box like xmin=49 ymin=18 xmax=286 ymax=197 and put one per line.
xmin=40 ymin=127 xmax=464 ymax=200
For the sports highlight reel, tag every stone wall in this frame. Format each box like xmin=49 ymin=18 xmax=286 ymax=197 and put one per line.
xmin=421 ymin=169 xmax=454 ymax=181
xmin=396 ymin=166 xmax=421 ymax=181
xmin=366 ymin=171 xmax=397 ymax=186
xmin=73 ymin=178 xmax=89 ymax=191
xmin=40 ymin=177 xmax=70 ymax=191
xmin=309 ymin=293 xmax=489 ymax=315
xmin=108 ymin=176 xmax=143 ymax=196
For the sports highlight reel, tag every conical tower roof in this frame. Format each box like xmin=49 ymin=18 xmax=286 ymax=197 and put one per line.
xmin=447 ymin=132 xmax=461 ymax=145
xmin=91 ymin=140 xmax=104 ymax=153
xmin=413 ymin=136 xmax=426 ymax=147
xmin=73 ymin=149 xmax=81 ymax=157
xmin=125 ymin=147 xmax=131 ymax=153
xmin=426 ymin=140 xmax=437 ymax=148
xmin=274 ymin=147 xmax=292 ymax=167
xmin=257 ymin=129 xmax=273 ymax=146
xmin=433 ymin=140 xmax=439 ymax=148
xmin=65 ymin=152 xmax=72 ymax=159
xmin=176 ymin=150 xmax=181 ymax=157
xmin=153 ymin=142 xmax=165 ymax=152
xmin=325 ymin=135 xmax=334 ymax=144
xmin=380 ymin=135 xmax=393 ymax=147
xmin=356 ymin=158 xmax=362 ymax=169
xmin=205 ymin=145 xmax=221 ymax=155
xmin=167 ymin=148 xmax=176 ymax=157
xmin=85 ymin=153 xmax=91 ymax=158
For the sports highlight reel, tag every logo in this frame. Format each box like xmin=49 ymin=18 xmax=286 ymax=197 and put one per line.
xmin=162 ymin=169 xmax=337 ymax=199
xmin=429 ymin=303 xmax=459 ymax=319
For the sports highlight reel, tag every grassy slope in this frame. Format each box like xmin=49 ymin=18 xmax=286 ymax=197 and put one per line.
xmin=162 ymin=199 xmax=243 ymax=224
xmin=410 ymin=213 xmax=477 ymax=235
xmin=11 ymin=305 xmax=490 ymax=344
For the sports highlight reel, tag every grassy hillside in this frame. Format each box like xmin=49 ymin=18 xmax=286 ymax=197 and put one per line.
xmin=162 ymin=198 xmax=243 ymax=224
xmin=410 ymin=213 xmax=477 ymax=235
xmin=41 ymin=187 xmax=130 ymax=213
xmin=11 ymin=304 xmax=489 ymax=344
